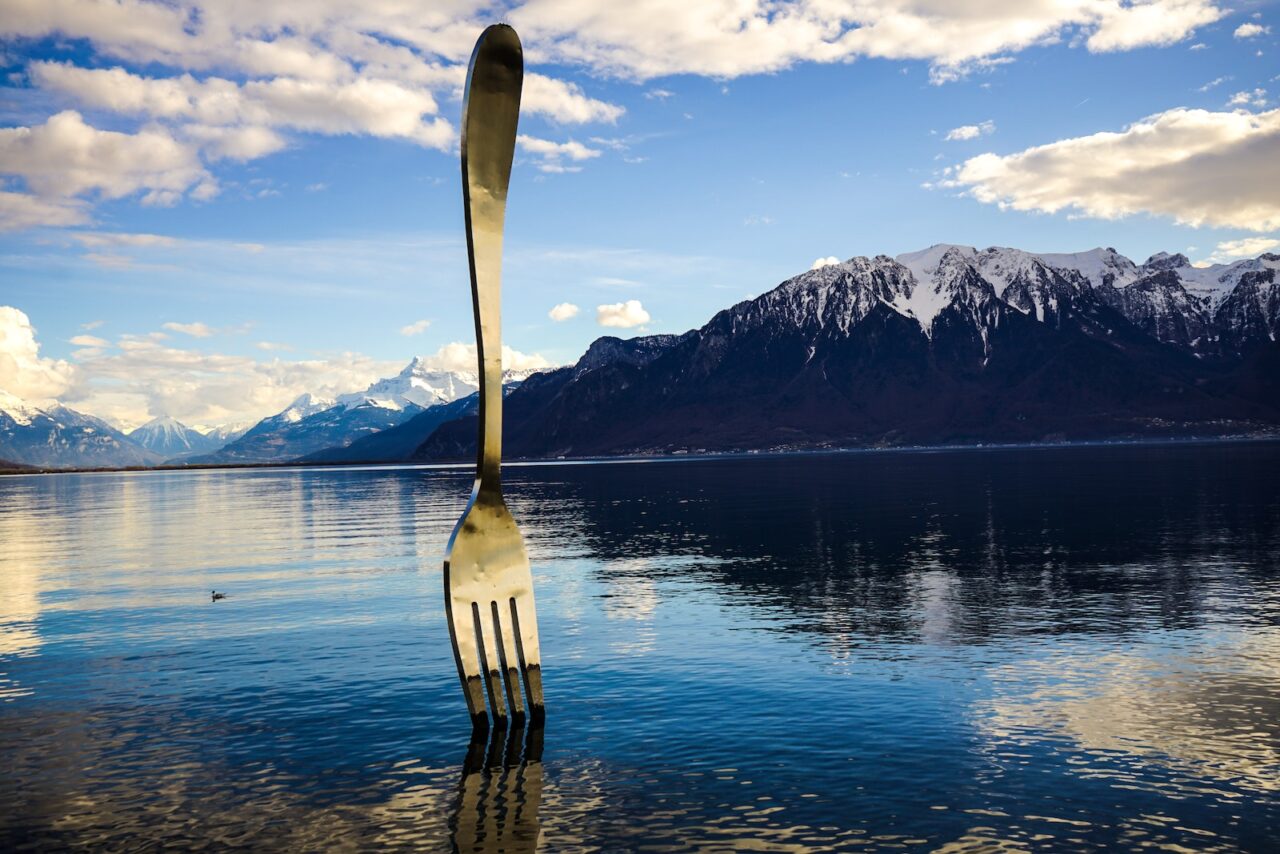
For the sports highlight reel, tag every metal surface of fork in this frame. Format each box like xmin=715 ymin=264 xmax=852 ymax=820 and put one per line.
xmin=443 ymin=23 xmax=544 ymax=731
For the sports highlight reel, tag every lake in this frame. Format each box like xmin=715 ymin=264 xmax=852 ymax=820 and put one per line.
xmin=2 ymin=443 xmax=1278 ymax=850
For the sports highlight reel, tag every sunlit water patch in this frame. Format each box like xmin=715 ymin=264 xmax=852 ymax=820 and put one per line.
xmin=1 ymin=443 xmax=1278 ymax=850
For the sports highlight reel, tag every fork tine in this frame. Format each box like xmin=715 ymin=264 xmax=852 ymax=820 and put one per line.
xmin=509 ymin=595 xmax=545 ymax=719
xmin=473 ymin=601 xmax=509 ymax=723
xmin=448 ymin=599 xmax=490 ymax=731
xmin=491 ymin=600 xmax=526 ymax=721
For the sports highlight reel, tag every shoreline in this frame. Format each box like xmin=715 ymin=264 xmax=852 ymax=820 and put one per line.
xmin=3 ymin=431 xmax=1278 ymax=478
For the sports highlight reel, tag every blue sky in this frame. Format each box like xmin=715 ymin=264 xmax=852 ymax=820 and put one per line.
xmin=0 ymin=1 xmax=1277 ymax=428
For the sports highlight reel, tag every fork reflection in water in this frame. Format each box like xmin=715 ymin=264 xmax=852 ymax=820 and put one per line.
xmin=450 ymin=724 xmax=544 ymax=852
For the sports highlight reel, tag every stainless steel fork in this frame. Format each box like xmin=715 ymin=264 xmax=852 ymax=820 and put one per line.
xmin=443 ymin=23 xmax=544 ymax=731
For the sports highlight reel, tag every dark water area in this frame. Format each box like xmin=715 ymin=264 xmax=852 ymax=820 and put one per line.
xmin=1 ymin=443 xmax=1278 ymax=851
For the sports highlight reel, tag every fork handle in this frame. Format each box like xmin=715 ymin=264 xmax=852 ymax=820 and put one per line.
xmin=461 ymin=24 xmax=523 ymax=499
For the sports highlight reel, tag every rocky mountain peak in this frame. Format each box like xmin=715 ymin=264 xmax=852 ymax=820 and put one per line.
xmin=1144 ymin=251 xmax=1191 ymax=271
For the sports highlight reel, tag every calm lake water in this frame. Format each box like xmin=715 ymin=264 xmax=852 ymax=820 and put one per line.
xmin=2 ymin=444 xmax=1279 ymax=851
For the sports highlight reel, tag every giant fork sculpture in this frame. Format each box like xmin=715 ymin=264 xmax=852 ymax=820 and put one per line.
xmin=444 ymin=23 xmax=545 ymax=731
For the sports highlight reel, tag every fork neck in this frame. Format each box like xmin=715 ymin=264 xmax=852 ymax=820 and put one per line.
xmin=470 ymin=219 xmax=504 ymax=502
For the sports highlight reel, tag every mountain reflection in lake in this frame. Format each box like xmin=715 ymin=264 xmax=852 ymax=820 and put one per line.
xmin=1 ymin=443 xmax=1278 ymax=850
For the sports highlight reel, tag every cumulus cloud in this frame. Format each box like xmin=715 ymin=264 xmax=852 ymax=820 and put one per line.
xmin=1234 ymin=23 xmax=1270 ymax=39
xmin=810 ymin=256 xmax=840 ymax=269
xmin=399 ymin=318 xmax=432 ymax=336
xmin=510 ymin=0 xmax=1222 ymax=81
xmin=1228 ymin=88 xmax=1268 ymax=108
xmin=548 ymin=302 xmax=580 ymax=321
xmin=524 ymin=73 xmax=624 ymax=124
xmin=0 ymin=111 xmax=215 ymax=208
xmin=596 ymin=299 xmax=650 ymax=328
xmin=420 ymin=341 xmax=552 ymax=373
xmin=31 ymin=63 xmax=454 ymax=150
xmin=69 ymin=334 xmax=109 ymax=347
xmin=0 ymin=306 xmax=76 ymax=402
xmin=1203 ymin=236 xmax=1280 ymax=263
xmin=517 ymin=134 xmax=602 ymax=173
xmin=61 ymin=338 xmax=402 ymax=428
xmin=162 ymin=321 xmax=214 ymax=338
xmin=945 ymin=120 xmax=995 ymax=141
xmin=946 ymin=107 xmax=1280 ymax=232
xmin=0 ymin=1 xmax=1230 ymax=230
xmin=0 ymin=190 xmax=88 ymax=231
xmin=40 ymin=327 xmax=550 ymax=428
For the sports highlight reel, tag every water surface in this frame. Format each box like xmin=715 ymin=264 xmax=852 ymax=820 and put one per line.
xmin=2 ymin=443 xmax=1279 ymax=850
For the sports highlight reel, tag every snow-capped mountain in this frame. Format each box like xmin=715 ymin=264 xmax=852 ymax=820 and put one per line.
xmin=185 ymin=360 xmax=546 ymax=464
xmin=335 ymin=357 xmax=542 ymax=411
xmin=128 ymin=416 xmax=221 ymax=457
xmin=415 ymin=245 xmax=1280 ymax=459
xmin=0 ymin=390 xmax=163 ymax=468
xmin=199 ymin=421 xmax=253 ymax=446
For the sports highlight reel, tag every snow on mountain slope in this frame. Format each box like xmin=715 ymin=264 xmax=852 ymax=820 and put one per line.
xmin=334 ymin=357 xmax=546 ymax=412
xmin=0 ymin=388 xmax=41 ymax=427
xmin=1036 ymin=247 xmax=1141 ymax=289
xmin=729 ymin=255 xmax=912 ymax=336
xmin=0 ymin=393 xmax=162 ymax=468
xmin=892 ymin=244 xmax=979 ymax=333
xmin=199 ymin=421 xmax=253 ymax=445
xmin=127 ymin=416 xmax=219 ymax=457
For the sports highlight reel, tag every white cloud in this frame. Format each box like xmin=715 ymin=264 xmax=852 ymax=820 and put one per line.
xmin=0 ymin=190 xmax=88 ymax=231
xmin=548 ymin=302 xmax=580 ymax=321
xmin=810 ymin=256 xmax=840 ymax=269
xmin=81 ymin=320 xmax=105 ymax=330
xmin=399 ymin=318 xmax=432 ymax=336
xmin=946 ymin=107 xmax=1280 ymax=232
xmin=255 ymin=341 xmax=292 ymax=351
xmin=182 ymin=124 xmax=289 ymax=161
xmin=0 ymin=1 xmax=1230 ymax=232
xmin=511 ymin=0 xmax=1222 ymax=81
xmin=644 ymin=88 xmax=674 ymax=100
xmin=596 ymin=299 xmax=650 ymax=328
xmin=1202 ymin=236 xmax=1280 ymax=263
xmin=1228 ymin=88 xmax=1268 ymax=108
xmin=1087 ymin=0 xmax=1223 ymax=51
xmin=31 ymin=63 xmax=455 ymax=151
xmin=420 ymin=341 xmax=552 ymax=374
xmin=0 ymin=306 xmax=77 ymax=403
xmin=61 ymin=339 xmax=403 ymax=428
xmin=517 ymin=134 xmax=602 ymax=172
xmin=162 ymin=321 xmax=214 ymax=338
xmin=1197 ymin=75 xmax=1231 ymax=92
xmin=945 ymin=120 xmax=996 ymax=141
xmin=1234 ymin=23 xmax=1270 ymax=39
xmin=69 ymin=334 xmax=109 ymax=347
xmin=84 ymin=253 xmax=134 ymax=269
xmin=524 ymin=73 xmax=624 ymax=123
xmin=72 ymin=231 xmax=177 ymax=247
xmin=0 ymin=110 xmax=213 ymax=203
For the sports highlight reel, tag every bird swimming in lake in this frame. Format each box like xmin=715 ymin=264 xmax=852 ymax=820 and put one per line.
xmin=211 ymin=590 xmax=226 ymax=601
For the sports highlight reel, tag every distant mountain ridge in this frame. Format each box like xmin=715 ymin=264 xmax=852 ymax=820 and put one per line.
xmin=186 ymin=360 xmax=544 ymax=464
xmin=413 ymin=244 xmax=1280 ymax=460
xmin=0 ymin=390 xmax=162 ymax=468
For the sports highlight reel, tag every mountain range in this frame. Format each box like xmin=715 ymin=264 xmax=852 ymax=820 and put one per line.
xmin=0 ymin=390 xmax=163 ymax=468
xmin=413 ymin=245 xmax=1280 ymax=460
xmin=183 ymin=359 xmax=541 ymax=464
xmin=3 ymin=244 xmax=1277 ymax=470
